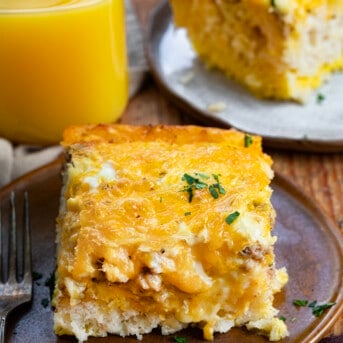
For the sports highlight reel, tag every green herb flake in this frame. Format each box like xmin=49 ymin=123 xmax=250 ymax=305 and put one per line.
xmin=293 ymin=299 xmax=308 ymax=307
xmin=225 ymin=211 xmax=240 ymax=224
xmin=181 ymin=173 xmax=227 ymax=202
xmin=41 ymin=298 xmax=49 ymax=308
xmin=212 ymin=174 xmax=226 ymax=194
xmin=159 ymin=197 xmax=163 ymax=203
xmin=311 ymin=302 xmax=335 ymax=317
xmin=209 ymin=184 xmax=219 ymax=199
xmin=186 ymin=187 xmax=194 ymax=203
xmin=308 ymin=300 xmax=317 ymax=308
xmin=194 ymin=180 xmax=207 ymax=189
xmin=279 ymin=316 xmax=286 ymax=322
xmin=212 ymin=174 xmax=220 ymax=183
xmin=244 ymin=134 xmax=253 ymax=148
xmin=32 ymin=271 xmax=43 ymax=281
xmin=181 ymin=173 xmax=206 ymax=202
xmin=317 ymin=93 xmax=325 ymax=104
xmin=270 ymin=0 xmax=276 ymax=7
xmin=292 ymin=299 xmax=335 ymax=317
xmin=216 ymin=183 xmax=226 ymax=195
xmin=182 ymin=173 xmax=196 ymax=185
xmin=184 ymin=212 xmax=191 ymax=216
xmin=195 ymin=172 xmax=210 ymax=179
xmin=174 ymin=336 xmax=187 ymax=343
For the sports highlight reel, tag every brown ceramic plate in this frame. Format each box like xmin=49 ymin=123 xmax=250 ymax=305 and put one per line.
xmin=0 ymin=159 xmax=342 ymax=342
xmin=146 ymin=1 xmax=343 ymax=152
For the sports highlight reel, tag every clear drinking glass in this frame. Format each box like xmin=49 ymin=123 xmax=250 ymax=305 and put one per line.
xmin=0 ymin=0 xmax=128 ymax=144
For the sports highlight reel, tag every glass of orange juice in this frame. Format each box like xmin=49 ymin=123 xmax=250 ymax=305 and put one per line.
xmin=0 ymin=0 xmax=128 ymax=144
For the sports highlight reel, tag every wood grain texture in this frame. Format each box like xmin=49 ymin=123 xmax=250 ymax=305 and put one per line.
xmin=128 ymin=0 xmax=343 ymax=339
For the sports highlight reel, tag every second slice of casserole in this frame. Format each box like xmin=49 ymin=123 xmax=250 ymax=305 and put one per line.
xmin=53 ymin=124 xmax=288 ymax=342
xmin=170 ymin=0 xmax=343 ymax=102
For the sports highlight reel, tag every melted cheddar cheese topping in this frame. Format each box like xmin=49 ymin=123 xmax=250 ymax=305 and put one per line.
xmin=54 ymin=124 xmax=288 ymax=342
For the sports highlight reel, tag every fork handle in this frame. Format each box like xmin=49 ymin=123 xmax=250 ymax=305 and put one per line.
xmin=0 ymin=315 xmax=6 ymax=343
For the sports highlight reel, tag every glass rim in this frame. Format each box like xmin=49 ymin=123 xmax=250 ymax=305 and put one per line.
xmin=0 ymin=0 xmax=105 ymax=14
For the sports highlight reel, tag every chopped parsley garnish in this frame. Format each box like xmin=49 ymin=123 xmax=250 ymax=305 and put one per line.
xmin=174 ymin=336 xmax=187 ymax=343
xmin=180 ymin=173 xmax=226 ymax=202
xmin=312 ymin=302 xmax=336 ymax=317
xmin=279 ymin=316 xmax=286 ymax=322
xmin=182 ymin=173 xmax=207 ymax=188
xmin=41 ymin=298 xmax=49 ymax=308
xmin=212 ymin=174 xmax=226 ymax=195
xmin=244 ymin=134 xmax=253 ymax=147
xmin=225 ymin=211 xmax=240 ymax=224
xmin=182 ymin=173 xmax=196 ymax=185
xmin=207 ymin=174 xmax=226 ymax=199
xmin=293 ymin=299 xmax=335 ymax=317
xmin=195 ymin=172 xmax=210 ymax=180
xmin=184 ymin=212 xmax=191 ymax=216
xmin=270 ymin=0 xmax=276 ymax=7
xmin=317 ymin=93 xmax=325 ymax=104
xmin=308 ymin=300 xmax=317 ymax=308
xmin=209 ymin=184 xmax=219 ymax=199
xmin=195 ymin=181 xmax=208 ymax=189
xmin=181 ymin=173 xmax=208 ymax=202
xmin=185 ymin=187 xmax=194 ymax=203
xmin=293 ymin=299 xmax=308 ymax=307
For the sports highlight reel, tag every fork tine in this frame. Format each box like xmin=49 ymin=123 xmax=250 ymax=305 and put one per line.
xmin=23 ymin=192 xmax=31 ymax=283
xmin=8 ymin=192 xmax=17 ymax=283
xmin=0 ymin=192 xmax=32 ymax=343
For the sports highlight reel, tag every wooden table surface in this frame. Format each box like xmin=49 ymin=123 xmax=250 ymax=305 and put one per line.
xmin=126 ymin=0 xmax=343 ymax=340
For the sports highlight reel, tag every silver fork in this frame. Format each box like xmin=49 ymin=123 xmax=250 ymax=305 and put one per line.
xmin=0 ymin=192 xmax=32 ymax=343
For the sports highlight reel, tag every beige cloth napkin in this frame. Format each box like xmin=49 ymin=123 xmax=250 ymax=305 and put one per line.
xmin=0 ymin=0 xmax=147 ymax=188
xmin=0 ymin=144 xmax=64 ymax=187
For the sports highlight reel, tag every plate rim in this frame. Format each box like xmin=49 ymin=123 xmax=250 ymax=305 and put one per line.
xmin=271 ymin=175 xmax=343 ymax=342
xmin=145 ymin=0 xmax=343 ymax=153
xmin=0 ymin=158 xmax=342 ymax=342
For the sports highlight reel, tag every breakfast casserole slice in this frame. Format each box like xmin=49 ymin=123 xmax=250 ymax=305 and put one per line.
xmin=53 ymin=124 xmax=288 ymax=342
xmin=169 ymin=0 xmax=343 ymax=102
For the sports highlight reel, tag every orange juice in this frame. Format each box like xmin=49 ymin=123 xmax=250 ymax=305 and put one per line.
xmin=0 ymin=0 xmax=128 ymax=144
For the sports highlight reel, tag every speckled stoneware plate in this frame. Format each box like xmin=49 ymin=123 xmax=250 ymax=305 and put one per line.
xmin=0 ymin=159 xmax=342 ymax=342
xmin=146 ymin=1 xmax=343 ymax=152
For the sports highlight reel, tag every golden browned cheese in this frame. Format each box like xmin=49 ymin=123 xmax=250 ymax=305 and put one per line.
xmin=53 ymin=124 xmax=288 ymax=342
xmin=170 ymin=0 xmax=343 ymax=102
